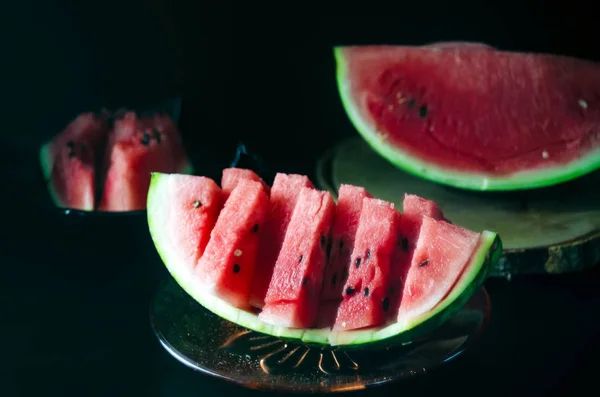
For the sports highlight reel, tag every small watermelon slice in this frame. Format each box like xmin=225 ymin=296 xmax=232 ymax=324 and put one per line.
xmin=196 ymin=179 xmax=269 ymax=309
xmin=333 ymin=198 xmax=400 ymax=331
xmin=98 ymin=112 xmax=189 ymax=211
xmin=321 ymin=184 xmax=372 ymax=301
xmin=334 ymin=44 xmax=600 ymax=191
xmin=399 ymin=193 xmax=446 ymax=248
xmin=221 ymin=168 xmax=270 ymax=200
xmin=46 ymin=142 xmax=96 ymax=211
xmin=396 ymin=217 xmax=480 ymax=326
xmin=259 ymin=187 xmax=336 ymax=328
xmin=249 ymin=173 xmax=314 ymax=308
xmin=148 ymin=172 xmax=502 ymax=348
xmin=40 ymin=112 xmax=109 ymax=210
xmin=146 ymin=173 xmax=222 ymax=271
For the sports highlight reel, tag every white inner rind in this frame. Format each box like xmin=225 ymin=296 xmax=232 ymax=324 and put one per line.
xmin=148 ymin=172 xmax=497 ymax=347
xmin=334 ymin=47 xmax=600 ymax=191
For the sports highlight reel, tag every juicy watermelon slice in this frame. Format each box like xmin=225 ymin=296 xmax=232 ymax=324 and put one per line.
xmin=400 ymin=193 xmax=446 ymax=245
xmin=396 ymin=217 xmax=480 ymax=325
xmin=146 ymin=173 xmax=222 ymax=271
xmin=333 ymin=198 xmax=400 ymax=331
xmin=320 ymin=184 xmax=372 ymax=302
xmin=196 ymin=179 xmax=269 ymax=309
xmin=335 ymin=44 xmax=600 ymax=191
xmin=98 ymin=111 xmax=192 ymax=211
xmin=40 ymin=112 xmax=109 ymax=210
xmin=46 ymin=143 xmax=96 ymax=211
xmin=148 ymin=172 xmax=502 ymax=348
xmin=249 ymin=173 xmax=314 ymax=308
xmin=221 ymin=168 xmax=270 ymax=200
xmin=259 ymin=187 xmax=335 ymax=328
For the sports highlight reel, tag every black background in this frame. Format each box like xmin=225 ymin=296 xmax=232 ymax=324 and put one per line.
xmin=2 ymin=1 xmax=600 ymax=396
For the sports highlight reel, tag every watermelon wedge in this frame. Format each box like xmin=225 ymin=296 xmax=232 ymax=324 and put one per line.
xmin=40 ymin=112 xmax=109 ymax=211
xmin=334 ymin=44 xmax=600 ymax=191
xmin=148 ymin=171 xmax=502 ymax=349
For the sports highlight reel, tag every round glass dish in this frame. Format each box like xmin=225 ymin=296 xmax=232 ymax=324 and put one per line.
xmin=150 ymin=279 xmax=491 ymax=393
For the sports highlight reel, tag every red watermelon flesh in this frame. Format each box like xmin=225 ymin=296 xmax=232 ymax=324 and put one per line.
xmin=396 ymin=216 xmax=480 ymax=324
xmin=155 ymin=174 xmax=222 ymax=269
xmin=196 ymin=179 xmax=269 ymax=309
xmin=48 ymin=143 xmax=96 ymax=211
xmin=147 ymin=112 xmax=192 ymax=172
xmin=400 ymin=193 xmax=446 ymax=244
xmin=333 ymin=198 xmax=400 ymax=331
xmin=42 ymin=112 xmax=109 ymax=176
xmin=320 ymin=184 xmax=372 ymax=302
xmin=249 ymin=173 xmax=314 ymax=309
xmin=41 ymin=112 xmax=110 ymax=210
xmin=221 ymin=168 xmax=270 ymax=200
xmin=98 ymin=113 xmax=178 ymax=211
xmin=337 ymin=45 xmax=600 ymax=184
xmin=259 ymin=187 xmax=335 ymax=328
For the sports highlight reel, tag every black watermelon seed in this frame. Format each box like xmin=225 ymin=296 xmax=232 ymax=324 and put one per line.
xmin=407 ymin=99 xmax=416 ymax=109
xmin=233 ymin=264 xmax=240 ymax=273
xmin=339 ymin=240 xmax=344 ymax=249
xmin=299 ymin=255 xmax=303 ymax=263
xmin=193 ymin=200 xmax=202 ymax=208
xmin=364 ymin=287 xmax=370 ymax=297
xmin=402 ymin=238 xmax=409 ymax=251
xmin=141 ymin=133 xmax=150 ymax=145
xmin=365 ymin=249 xmax=371 ymax=259
xmin=345 ymin=286 xmax=355 ymax=296
xmin=419 ymin=105 xmax=428 ymax=118
xmin=79 ymin=144 xmax=86 ymax=152
xmin=66 ymin=140 xmax=75 ymax=148
xmin=252 ymin=224 xmax=259 ymax=232
xmin=389 ymin=285 xmax=395 ymax=294
xmin=355 ymin=257 xmax=361 ymax=268
xmin=68 ymin=151 xmax=76 ymax=158
xmin=382 ymin=297 xmax=390 ymax=312
xmin=418 ymin=259 xmax=429 ymax=267
xmin=331 ymin=273 xmax=337 ymax=286
xmin=152 ymin=128 xmax=161 ymax=143
xmin=326 ymin=240 xmax=332 ymax=258
xmin=302 ymin=277 xmax=308 ymax=286
xmin=320 ymin=235 xmax=326 ymax=247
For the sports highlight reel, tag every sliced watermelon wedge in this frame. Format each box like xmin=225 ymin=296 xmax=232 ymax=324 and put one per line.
xmin=334 ymin=44 xmax=600 ymax=191
xmin=148 ymin=172 xmax=502 ymax=349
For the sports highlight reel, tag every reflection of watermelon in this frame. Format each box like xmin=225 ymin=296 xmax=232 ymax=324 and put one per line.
xmin=148 ymin=171 xmax=502 ymax=348
xmin=40 ymin=110 xmax=193 ymax=212
xmin=335 ymin=44 xmax=600 ymax=191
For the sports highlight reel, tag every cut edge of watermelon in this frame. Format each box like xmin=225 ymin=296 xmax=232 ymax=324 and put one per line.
xmin=333 ymin=46 xmax=600 ymax=191
xmin=149 ymin=172 xmax=502 ymax=349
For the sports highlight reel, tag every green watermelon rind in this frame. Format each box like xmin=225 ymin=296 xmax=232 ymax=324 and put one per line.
xmin=39 ymin=142 xmax=64 ymax=208
xmin=148 ymin=172 xmax=502 ymax=349
xmin=334 ymin=46 xmax=600 ymax=191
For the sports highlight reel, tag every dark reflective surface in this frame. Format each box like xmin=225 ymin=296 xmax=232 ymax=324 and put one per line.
xmin=151 ymin=279 xmax=490 ymax=393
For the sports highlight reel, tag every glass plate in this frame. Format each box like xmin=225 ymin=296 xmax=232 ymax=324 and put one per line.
xmin=150 ymin=279 xmax=491 ymax=393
